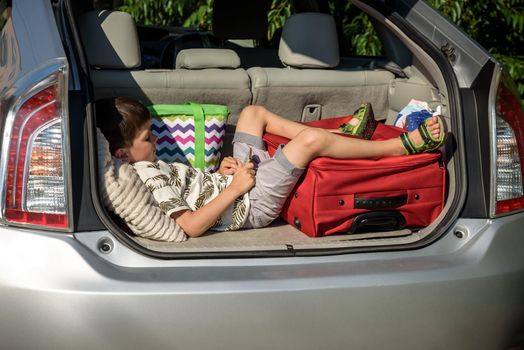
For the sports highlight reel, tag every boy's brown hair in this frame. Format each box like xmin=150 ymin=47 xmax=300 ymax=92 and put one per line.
xmin=96 ymin=97 xmax=151 ymax=154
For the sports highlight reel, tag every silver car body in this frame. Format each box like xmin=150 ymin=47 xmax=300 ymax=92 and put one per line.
xmin=0 ymin=0 xmax=523 ymax=349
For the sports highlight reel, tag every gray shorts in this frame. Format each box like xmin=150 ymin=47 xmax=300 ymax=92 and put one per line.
xmin=232 ymin=132 xmax=305 ymax=229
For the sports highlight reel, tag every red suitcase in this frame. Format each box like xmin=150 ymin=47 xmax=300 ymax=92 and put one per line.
xmin=263 ymin=116 xmax=446 ymax=237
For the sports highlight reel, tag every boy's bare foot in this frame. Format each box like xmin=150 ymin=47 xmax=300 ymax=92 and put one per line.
xmin=398 ymin=116 xmax=446 ymax=155
xmin=407 ymin=116 xmax=442 ymax=145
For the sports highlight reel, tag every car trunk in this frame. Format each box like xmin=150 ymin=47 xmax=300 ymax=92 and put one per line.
xmin=70 ymin=0 xmax=465 ymax=256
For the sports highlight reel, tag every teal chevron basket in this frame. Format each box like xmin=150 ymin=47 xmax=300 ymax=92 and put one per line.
xmin=148 ymin=102 xmax=229 ymax=171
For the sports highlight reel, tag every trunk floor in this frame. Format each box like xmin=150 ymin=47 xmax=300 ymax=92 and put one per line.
xmin=134 ymin=220 xmax=414 ymax=252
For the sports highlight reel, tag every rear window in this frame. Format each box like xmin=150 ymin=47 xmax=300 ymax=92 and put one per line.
xmin=327 ymin=2 xmax=383 ymax=57
xmin=94 ymin=0 xmax=383 ymax=57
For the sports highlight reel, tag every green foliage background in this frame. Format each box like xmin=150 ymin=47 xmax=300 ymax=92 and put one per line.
xmin=119 ymin=0 xmax=523 ymax=97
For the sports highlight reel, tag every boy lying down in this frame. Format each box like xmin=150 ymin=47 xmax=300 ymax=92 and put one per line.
xmin=97 ymin=97 xmax=445 ymax=238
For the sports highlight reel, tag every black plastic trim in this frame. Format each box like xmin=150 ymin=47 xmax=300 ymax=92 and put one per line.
xmin=460 ymin=61 xmax=496 ymax=217
xmin=57 ymin=0 xmax=104 ymax=231
xmin=69 ymin=92 xmax=105 ymax=231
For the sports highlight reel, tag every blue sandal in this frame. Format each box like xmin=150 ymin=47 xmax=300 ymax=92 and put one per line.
xmin=339 ymin=103 xmax=378 ymax=140
xmin=400 ymin=116 xmax=446 ymax=154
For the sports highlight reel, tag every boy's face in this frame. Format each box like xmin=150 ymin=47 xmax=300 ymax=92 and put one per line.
xmin=117 ymin=120 xmax=157 ymax=164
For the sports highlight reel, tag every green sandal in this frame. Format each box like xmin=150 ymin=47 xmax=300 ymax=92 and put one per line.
xmin=339 ymin=102 xmax=378 ymax=140
xmin=400 ymin=116 xmax=446 ymax=155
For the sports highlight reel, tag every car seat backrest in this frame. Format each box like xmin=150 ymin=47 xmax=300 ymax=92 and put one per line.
xmin=175 ymin=48 xmax=240 ymax=69
xmin=78 ymin=10 xmax=251 ymax=124
xmin=171 ymin=48 xmax=252 ymax=124
xmin=248 ymin=12 xmax=394 ymax=122
xmin=78 ymin=9 xmax=165 ymax=104
xmin=78 ymin=10 xmax=141 ymax=69
xmin=278 ymin=12 xmax=339 ymax=69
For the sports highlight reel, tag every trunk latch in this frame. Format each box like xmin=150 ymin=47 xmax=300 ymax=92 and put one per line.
xmin=441 ymin=43 xmax=457 ymax=63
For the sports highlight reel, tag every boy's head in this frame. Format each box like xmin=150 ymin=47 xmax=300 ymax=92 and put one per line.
xmin=96 ymin=97 xmax=157 ymax=163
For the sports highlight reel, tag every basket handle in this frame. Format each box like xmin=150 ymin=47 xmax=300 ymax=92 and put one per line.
xmin=187 ymin=102 xmax=206 ymax=169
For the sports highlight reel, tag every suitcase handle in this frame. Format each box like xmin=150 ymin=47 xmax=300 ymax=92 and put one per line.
xmin=348 ymin=211 xmax=406 ymax=234
xmin=354 ymin=194 xmax=407 ymax=209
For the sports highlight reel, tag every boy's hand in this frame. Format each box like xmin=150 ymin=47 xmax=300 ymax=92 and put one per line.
xmin=229 ymin=161 xmax=256 ymax=195
xmin=218 ymin=156 xmax=241 ymax=175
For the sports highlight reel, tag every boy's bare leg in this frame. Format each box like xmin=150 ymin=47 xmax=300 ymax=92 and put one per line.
xmin=235 ymin=105 xmax=312 ymax=139
xmin=282 ymin=117 xmax=443 ymax=168
xmin=234 ymin=105 xmax=442 ymax=168
xmin=236 ymin=105 xmax=379 ymax=138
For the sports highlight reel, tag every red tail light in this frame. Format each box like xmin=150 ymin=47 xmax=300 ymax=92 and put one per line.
xmin=492 ymin=72 xmax=524 ymax=215
xmin=1 ymin=64 xmax=71 ymax=230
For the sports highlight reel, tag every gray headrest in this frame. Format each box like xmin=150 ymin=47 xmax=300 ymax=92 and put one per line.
xmin=78 ymin=10 xmax=141 ymax=69
xmin=175 ymin=49 xmax=241 ymax=69
xmin=279 ymin=13 xmax=339 ymax=68
xmin=212 ymin=0 xmax=269 ymax=40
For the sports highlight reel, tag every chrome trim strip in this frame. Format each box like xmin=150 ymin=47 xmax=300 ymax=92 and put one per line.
xmin=488 ymin=66 xmax=502 ymax=217
xmin=57 ymin=62 xmax=74 ymax=231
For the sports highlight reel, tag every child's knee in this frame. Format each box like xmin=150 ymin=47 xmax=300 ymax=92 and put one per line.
xmin=239 ymin=105 xmax=267 ymax=122
xmin=295 ymin=128 xmax=328 ymax=155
